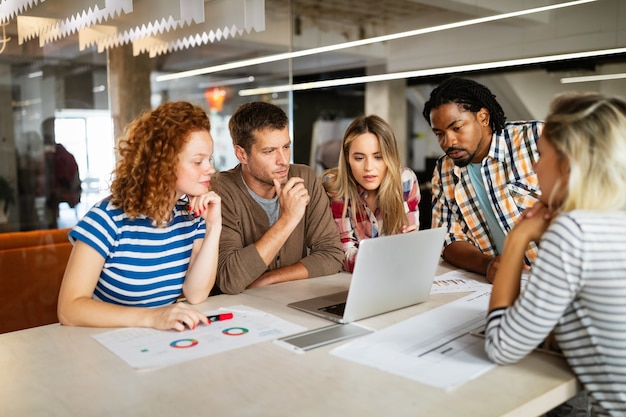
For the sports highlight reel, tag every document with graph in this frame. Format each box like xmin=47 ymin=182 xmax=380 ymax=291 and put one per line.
xmin=331 ymin=291 xmax=495 ymax=390
xmin=430 ymin=269 xmax=491 ymax=294
xmin=92 ymin=305 xmax=305 ymax=369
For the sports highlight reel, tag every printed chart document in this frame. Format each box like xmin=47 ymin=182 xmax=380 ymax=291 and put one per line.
xmin=92 ymin=305 xmax=305 ymax=369
xmin=431 ymin=269 xmax=491 ymax=294
xmin=331 ymin=291 xmax=495 ymax=390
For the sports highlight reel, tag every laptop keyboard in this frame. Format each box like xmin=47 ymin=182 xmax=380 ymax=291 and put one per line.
xmin=319 ymin=302 xmax=346 ymax=316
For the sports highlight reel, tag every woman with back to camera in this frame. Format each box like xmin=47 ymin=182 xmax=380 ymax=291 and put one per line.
xmin=57 ymin=101 xmax=221 ymax=331
xmin=484 ymin=92 xmax=626 ymax=416
xmin=323 ymin=115 xmax=420 ymax=272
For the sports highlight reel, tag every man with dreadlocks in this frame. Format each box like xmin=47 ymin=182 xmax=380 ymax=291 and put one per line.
xmin=423 ymin=77 xmax=543 ymax=284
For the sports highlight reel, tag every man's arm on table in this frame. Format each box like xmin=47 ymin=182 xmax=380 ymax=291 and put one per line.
xmin=246 ymin=196 xmax=310 ymax=289
xmin=249 ymin=172 xmax=343 ymax=288
xmin=217 ymin=176 xmax=311 ymax=294
xmin=442 ymin=241 xmax=497 ymax=283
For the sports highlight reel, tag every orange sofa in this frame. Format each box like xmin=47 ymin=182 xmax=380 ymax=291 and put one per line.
xmin=0 ymin=228 xmax=72 ymax=333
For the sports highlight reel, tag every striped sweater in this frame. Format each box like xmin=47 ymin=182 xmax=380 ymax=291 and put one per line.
xmin=485 ymin=210 xmax=626 ymax=417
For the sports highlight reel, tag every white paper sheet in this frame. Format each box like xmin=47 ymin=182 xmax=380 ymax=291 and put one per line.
xmin=431 ymin=269 xmax=492 ymax=294
xmin=331 ymin=291 xmax=495 ymax=390
xmin=92 ymin=305 xmax=306 ymax=369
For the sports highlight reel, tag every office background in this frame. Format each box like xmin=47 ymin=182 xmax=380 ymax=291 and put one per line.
xmin=0 ymin=0 xmax=625 ymax=235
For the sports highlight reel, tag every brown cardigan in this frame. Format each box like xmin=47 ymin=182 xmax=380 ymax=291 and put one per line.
xmin=211 ymin=164 xmax=343 ymax=294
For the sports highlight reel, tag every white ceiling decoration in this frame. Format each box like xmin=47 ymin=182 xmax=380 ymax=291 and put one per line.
xmin=0 ymin=0 xmax=47 ymax=25
xmin=13 ymin=0 xmax=131 ymax=44
xmin=0 ymin=0 xmax=265 ymax=57
xmin=129 ymin=0 xmax=266 ymax=57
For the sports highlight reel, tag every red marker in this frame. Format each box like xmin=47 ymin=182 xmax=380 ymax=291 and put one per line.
xmin=207 ymin=312 xmax=233 ymax=322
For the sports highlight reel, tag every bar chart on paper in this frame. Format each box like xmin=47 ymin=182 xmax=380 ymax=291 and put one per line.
xmin=430 ymin=269 xmax=491 ymax=294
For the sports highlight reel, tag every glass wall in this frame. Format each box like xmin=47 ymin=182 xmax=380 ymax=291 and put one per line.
xmin=1 ymin=0 xmax=625 ymax=333
xmin=1 ymin=52 xmax=112 ymax=232
xmin=2 ymin=0 xmax=624 ymax=234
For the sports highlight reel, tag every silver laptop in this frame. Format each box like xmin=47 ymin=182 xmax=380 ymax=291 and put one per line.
xmin=288 ymin=227 xmax=445 ymax=323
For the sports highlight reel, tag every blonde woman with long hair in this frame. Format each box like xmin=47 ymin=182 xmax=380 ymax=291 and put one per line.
xmin=323 ymin=115 xmax=420 ymax=272
xmin=485 ymin=92 xmax=626 ymax=416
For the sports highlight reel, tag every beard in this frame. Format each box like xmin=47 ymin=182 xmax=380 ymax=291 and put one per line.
xmin=246 ymin=163 xmax=289 ymax=188
xmin=446 ymin=147 xmax=477 ymax=167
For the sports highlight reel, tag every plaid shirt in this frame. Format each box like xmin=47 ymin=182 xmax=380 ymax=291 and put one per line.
xmin=328 ymin=167 xmax=420 ymax=272
xmin=431 ymin=121 xmax=543 ymax=265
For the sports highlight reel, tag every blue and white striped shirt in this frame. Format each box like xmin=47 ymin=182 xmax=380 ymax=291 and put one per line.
xmin=485 ymin=210 xmax=626 ymax=417
xmin=69 ymin=198 xmax=206 ymax=307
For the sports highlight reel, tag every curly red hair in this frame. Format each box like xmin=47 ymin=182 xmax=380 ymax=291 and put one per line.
xmin=110 ymin=101 xmax=212 ymax=226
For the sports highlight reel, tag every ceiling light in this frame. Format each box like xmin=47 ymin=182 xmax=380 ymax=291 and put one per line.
xmin=238 ymin=47 xmax=626 ymax=96
xmin=156 ymin=0 xmax=596 ymax=82
xmin=560 ymin=73 xmax=626 ymax=83
xmin=197 ymin=76 xmax=255 ymax=89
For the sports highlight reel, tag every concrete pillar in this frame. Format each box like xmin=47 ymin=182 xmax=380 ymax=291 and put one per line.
xmin=107 ymin=44 xmax=152 ymax=149
xmin=365 ymin=79 xmax=408 ymax=166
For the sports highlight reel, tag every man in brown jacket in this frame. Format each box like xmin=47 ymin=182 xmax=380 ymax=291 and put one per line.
xmin=211 ymin=102 xmax=343 ymax=294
